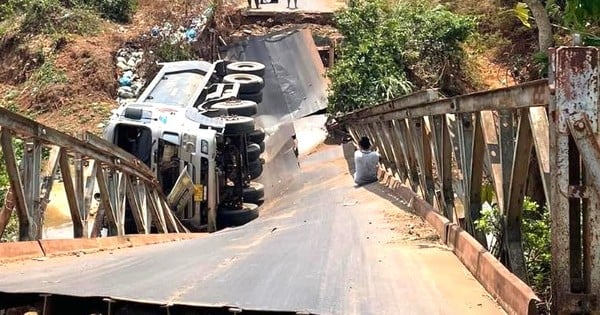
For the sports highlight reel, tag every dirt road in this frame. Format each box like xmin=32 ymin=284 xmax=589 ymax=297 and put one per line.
xmin=239 ymin=0 xmax=345 ymax=14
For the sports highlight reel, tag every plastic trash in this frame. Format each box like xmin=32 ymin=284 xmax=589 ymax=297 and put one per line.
xmin=186 ymin=28 xmax=197 ymax=41
xmin=151 ymin=26 xmax=160 ymax=36
xmin=118 ymin=76 xmax=132 ymax=87
xmin=118 ymin=86 xmax=135 ymax=98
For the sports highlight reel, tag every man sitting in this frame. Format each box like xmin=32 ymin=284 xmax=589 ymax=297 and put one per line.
xmin=353 ymin=136 xmax=380 ymax=186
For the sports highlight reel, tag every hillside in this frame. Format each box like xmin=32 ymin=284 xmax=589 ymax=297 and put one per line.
xmin=0 ymin=0 xmax=539 ymax=135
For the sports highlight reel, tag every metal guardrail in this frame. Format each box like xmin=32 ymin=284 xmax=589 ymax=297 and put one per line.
xmin=0 ymin=107 xmax=187 ymax=241
xmin=339 ymin=46 xmax=599 ymax=314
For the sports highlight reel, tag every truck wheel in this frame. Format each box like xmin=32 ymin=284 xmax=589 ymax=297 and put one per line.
xmin=212 ymin=100 xmax=258 ymax=117
xmin=218 ymin=203 xmax=259 ymax=227
xmin=243 ymin=182 xmax=264 ymax=203
xmin=239 ymin=91 xmax=263 ymax=104
xmin=220 ymin=116 xmax=255 ymax=135
xmin=247 ymin=143 xmax=261 ymax=161
xmin=247 ymin=128 xmax=266 ymax=143
xmin=223 ymin=73 xmax=264 ymax=94
xmin=227 ymin=61 xmax=265 ymax=77
xmin=248 ymin=158 xmax=264 ymax=180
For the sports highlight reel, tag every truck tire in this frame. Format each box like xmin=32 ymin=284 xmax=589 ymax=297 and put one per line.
xmin=220 ymin=116 xmax=255 ymax=135
xmin=218 ymin=203 xmax=259 ymax=227
xmin=258 ymin=140 xmax=265 ymax=153
xmin=243 ymin=182 xmax=264 ymax=203
xmin=239 ymin=91 xmax=263 ymax=104
xmin=248 ymin=158 xmax=264 ymax=180
xmin=247 ymin=143 xmax=261 ymax=161
xmin=247 ymin=128 xmax=266 ymax=143
xmin=212 ymin=100 xmax=258 ymax=117
xmin=223 ymin=73 xmax=264 ymax=94
xmin=227 ymin=61 xmax=265 ymax=77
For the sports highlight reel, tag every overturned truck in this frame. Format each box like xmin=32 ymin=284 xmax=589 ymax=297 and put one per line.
xmin=103 ymin=60 xmax=267 ymax=232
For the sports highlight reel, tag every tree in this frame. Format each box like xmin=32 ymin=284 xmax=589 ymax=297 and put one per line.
xmin=327 ymin=0 xmax=475 ymax=113
xmin=524 ymin=0 xmax=554 ymax=51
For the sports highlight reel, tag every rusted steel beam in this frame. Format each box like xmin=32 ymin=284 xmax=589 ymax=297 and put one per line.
xmin=382 ymin=120 xmax=407 ymax=181
xmin=351 ymin=80 xmax=549 ymax=123
xmin=125 ymin=176 xmax=147 ymax=234
xmin=82 ymin=161 xmax=97 ymax=236
xmin=410 ymin=118 xmax=434 ymax=203
xmin=551 ymin=46 xmax=600 ymax=314
xmin=95 ymin=166 xmax=119 ymax=235
xmin=567 ymin=113 xmax=600 ymax=296
xmin=498 ymin=110 xmax=516 ymax=206
xmin=396 ymin=119 xmax=420 ymax=192
xmin=469 ymin=113 xmax=488 ymax=247
xmin=147 ymin=188 xmax=167 ymax=233
xmin=529 ymin=107 xmax=550 ymax=201
xmin=22 ymin=140 xmax=42 ymax=239
xmin=59 ymin=149 xmax=84 ymax=238
xmin=0 ymin=107 xmax=155 ymax=184
xmin=480 ymin=111 xmax=505 ymax=212
xmin=0 ymin=130 xmax=34 ymax=241
xmin=344 ymin=90 xmax=439 ymax=120
xmin=505 ymin=109 xmax=533 ymax=283
xmin=567 ymin=136 xmax=583 ymax=292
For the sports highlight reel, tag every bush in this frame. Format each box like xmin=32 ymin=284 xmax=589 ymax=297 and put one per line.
xmin=2 ymin=0 xmax=137 ymax=32
xmin=474 ymin=195 xmax=551 ymax=307
xmin=20 ymin=0 xmax=101 ymax=34
xmin=78 ymin=0 xmax=138 ymax=23
xmin=327 ymin=0 xmax=475 ymax=113
xmin=30 ymin=58 xmax=69 ymax=88
xmin=153 ymin=40 xmax=197 ymax=62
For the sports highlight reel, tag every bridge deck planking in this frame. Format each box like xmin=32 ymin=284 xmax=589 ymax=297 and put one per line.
xmin=0 ymin=144 xmax=503 ymax=314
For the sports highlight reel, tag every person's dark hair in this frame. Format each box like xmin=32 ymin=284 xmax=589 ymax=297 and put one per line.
xmin=358 ymin=136 xmax=371 ymax=150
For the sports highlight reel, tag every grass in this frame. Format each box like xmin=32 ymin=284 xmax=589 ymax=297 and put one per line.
xmin=29 ymin=58 xmax=68 ymax=88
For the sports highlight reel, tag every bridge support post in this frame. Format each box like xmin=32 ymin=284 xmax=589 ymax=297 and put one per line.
xmin=550 ymin=46 xmax=600 ymax=314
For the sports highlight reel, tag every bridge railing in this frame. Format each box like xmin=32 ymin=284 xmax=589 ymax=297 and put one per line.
xmin=0 ymin=107 xmax=186 ymax=241
xmin=338 ymin=46 xmax=599 ymax=314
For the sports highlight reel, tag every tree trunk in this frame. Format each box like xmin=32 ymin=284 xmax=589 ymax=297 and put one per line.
xmin=525 ymin=0 xmax=554 ymax=51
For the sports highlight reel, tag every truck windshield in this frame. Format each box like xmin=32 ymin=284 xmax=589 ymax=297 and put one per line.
xmin=142 ymin=72 xmax=205 ymax=107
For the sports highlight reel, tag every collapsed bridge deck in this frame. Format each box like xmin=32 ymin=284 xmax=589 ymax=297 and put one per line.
xmin=0 ymin=144 xmax=502 ymax=314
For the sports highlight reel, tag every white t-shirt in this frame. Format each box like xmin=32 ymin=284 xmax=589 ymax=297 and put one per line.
xmin=353 ymin=149 xmax=380 ymax=185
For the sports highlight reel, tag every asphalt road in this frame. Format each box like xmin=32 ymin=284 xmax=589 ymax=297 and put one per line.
xmin=0 ymin=144 xmax=503 ymax=314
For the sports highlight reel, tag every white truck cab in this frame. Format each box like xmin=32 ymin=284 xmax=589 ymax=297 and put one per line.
xmin=103 ymin=60 xmax=266 ymax=232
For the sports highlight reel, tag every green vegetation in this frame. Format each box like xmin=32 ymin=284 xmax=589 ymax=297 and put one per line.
xmin=0 ymin=0 xmax=138 ymax=34
xmin=30 ymin=58 xmax=69 ymax=88
xmin=327 ymin=0 xmax=476 ymax=113
xmin=153 ymin=40 xmax=197 ymax=63
xmin=475 ymin=196 xmax=551 ymax=308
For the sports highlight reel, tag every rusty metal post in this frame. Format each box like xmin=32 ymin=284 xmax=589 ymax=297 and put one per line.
xmin=551 ymin=46 xmax=600 ymax=314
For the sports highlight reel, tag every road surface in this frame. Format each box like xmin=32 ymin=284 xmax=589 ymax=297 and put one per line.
xmin=239 ymin=0 xmax=345 ymax=14
xmin=0 ymin=143 xmax=502 ymax=314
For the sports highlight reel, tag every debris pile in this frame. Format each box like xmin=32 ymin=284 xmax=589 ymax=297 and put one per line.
xmin=116 ymin=48 xmax=145 ymax=103
xmin=114 ymin=6 xmax=215 ymax=105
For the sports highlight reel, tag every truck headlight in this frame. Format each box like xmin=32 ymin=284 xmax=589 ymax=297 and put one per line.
xmin=201 ymin=140 xmax=208 ymax=154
